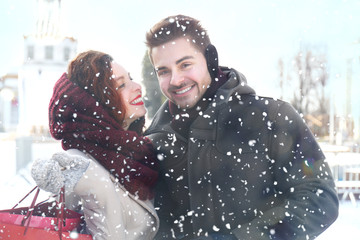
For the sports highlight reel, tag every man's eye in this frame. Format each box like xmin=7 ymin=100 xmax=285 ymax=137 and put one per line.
xmin=181 ymin=63 xmax=191 ymax=69
xmin=157 ymin=70 xmax=169 ymax=76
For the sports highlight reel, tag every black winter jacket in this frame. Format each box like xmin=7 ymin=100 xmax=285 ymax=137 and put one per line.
xmin=145 ymin=67 xmax=339 ymax=240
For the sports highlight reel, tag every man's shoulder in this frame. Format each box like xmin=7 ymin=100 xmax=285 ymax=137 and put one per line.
xmin=218 ymin=94 xmax=295 ymax=122
xmin=227 ymin=93 xmax=287 ymax=107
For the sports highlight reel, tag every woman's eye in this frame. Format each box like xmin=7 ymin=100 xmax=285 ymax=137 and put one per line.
xmin=117 ymin=83 xmax=125 ymax=89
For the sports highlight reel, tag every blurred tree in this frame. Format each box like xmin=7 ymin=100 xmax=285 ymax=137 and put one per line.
xmin=277 ymin=58 xmax=284 ymax=99
xmin=141 ymin=51 xmax=165 ymax=119
xmin=279 ymin=46 xmax=329 ymax=137
xmin=294 ymin=50 xmax=329 ymax=110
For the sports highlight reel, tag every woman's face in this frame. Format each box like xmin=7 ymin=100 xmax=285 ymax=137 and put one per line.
xmin=111 ymin=62 xmax=146 ymax=129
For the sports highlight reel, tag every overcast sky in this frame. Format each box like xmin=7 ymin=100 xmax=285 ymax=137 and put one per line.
xmin=1 ymin=0 xmax=359 ymax=99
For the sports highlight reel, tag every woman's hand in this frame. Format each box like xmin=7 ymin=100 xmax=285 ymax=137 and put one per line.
xmin=31 ymin=152 xmax=90 ymax=194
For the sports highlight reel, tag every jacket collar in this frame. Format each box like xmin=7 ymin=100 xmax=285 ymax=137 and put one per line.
xmin=145 ymin=68 xmax=256 ymax=140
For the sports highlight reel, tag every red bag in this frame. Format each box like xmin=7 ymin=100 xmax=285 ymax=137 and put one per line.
xmin=0 ymin=186 xmax=93 ymax=240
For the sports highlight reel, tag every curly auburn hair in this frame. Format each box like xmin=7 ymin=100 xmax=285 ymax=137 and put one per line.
xmin=67 ymin=50 xmax=145 ymax=134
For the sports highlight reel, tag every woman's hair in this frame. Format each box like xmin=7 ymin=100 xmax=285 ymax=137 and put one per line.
xmin=145 ymin=14 xmax=211 ymax=59
xmin=67 ymin=50 xmax=145 ymax=134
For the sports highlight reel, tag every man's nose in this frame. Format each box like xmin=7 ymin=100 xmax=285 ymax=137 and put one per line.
xmin=170 ymin=71 xmax=184 ymax=86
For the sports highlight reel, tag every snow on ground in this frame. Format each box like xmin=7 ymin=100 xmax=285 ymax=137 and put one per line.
xmin=316 ymin=200 xmax=360 ymax=240
xmin=0 ymin=139 xmax=62 ymax=208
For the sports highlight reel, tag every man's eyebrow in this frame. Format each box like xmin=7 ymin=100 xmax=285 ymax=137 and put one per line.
xmin=176 ymin=56 xmax=194 ymax=65
xmin=155 ymin=66 xmax=166 ymax=72
xmin=155 ymin=56 xmax=194 ymax=72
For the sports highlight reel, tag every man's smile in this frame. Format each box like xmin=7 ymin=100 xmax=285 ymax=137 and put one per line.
xmin=174 ymin=85 xmax=194 ymax=95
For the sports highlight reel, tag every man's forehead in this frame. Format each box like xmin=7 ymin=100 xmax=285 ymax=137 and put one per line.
xmin=152 ymin=39 xmax=200 ymax=65
xmin=155 ymin=37 xmax=192 ymax=49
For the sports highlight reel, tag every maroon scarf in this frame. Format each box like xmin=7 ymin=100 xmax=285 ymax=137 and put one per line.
xmin=49 ymin=73 xmax=158 ymax=200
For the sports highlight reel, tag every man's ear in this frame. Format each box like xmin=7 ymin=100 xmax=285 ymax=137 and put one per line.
xmin=205 ymin=44 xmax=219 ymax=79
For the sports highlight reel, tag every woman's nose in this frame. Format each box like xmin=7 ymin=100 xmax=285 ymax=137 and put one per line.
xmin=132 ymin=81 xmax=142 ymax=92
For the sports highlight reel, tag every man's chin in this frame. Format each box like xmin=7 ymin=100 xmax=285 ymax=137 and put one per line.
xmin=170 ymin=96 xmax=198 ymax=109
xmin=174 ymin=102 xmax=196 ymax=110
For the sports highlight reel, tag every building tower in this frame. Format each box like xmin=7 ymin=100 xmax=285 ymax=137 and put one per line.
xmin=18 ymin=0 xmax=77 ymax=136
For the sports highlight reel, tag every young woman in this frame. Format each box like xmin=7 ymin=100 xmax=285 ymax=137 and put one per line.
xmin=31 ymin=50 xmax=159 ymax=240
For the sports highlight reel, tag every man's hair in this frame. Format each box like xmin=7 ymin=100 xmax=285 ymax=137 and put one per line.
xmin=145 ymin=14 xmax=211 ymax=58
xmin=67 ymin=50 xmax=145 ymax=134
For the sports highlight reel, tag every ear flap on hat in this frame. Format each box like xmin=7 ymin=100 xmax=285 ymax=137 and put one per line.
xmin=205 ymin=44 xmax=219 ymax=80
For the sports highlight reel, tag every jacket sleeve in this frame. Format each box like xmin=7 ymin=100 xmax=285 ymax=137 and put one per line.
xmin=233 ymin=102 xmax=339 ymax=240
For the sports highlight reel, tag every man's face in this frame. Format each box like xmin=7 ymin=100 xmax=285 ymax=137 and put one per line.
xmin=151 ymin=37 xmax=211 ymax=109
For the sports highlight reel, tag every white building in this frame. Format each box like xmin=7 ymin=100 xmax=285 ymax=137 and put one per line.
xmin=344 ymin=40 xmax=360 ymax=143
xmin=329 ymin=39 xmax=360 ymax=147
xmin=17 ymin=0 xmax=77 ymax=135
xmin=0 ymin=71 xmax=19 ymax=133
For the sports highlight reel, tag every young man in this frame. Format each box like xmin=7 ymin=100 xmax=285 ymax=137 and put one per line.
xmin=145 ymin=15 xmax=339 ymax=240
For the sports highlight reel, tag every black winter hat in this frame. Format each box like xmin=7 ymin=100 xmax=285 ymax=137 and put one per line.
xmin=205 ymin=44 xmax=219 ymax=80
